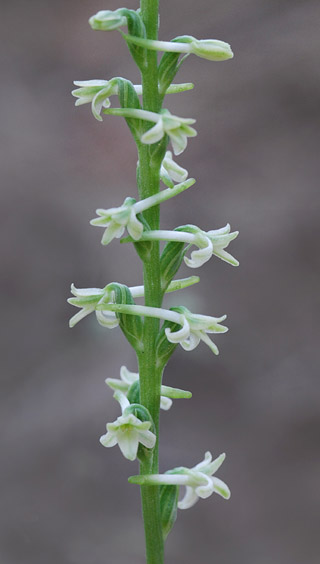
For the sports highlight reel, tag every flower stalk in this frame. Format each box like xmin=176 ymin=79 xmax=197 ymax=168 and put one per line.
xmin=69 ymin=3 xmax=237 ymax=563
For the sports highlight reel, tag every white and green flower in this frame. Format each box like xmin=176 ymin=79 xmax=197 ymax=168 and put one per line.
xmin=72 ymin=79 xmax=119 ymax=121
xmin=140 ymin=110 xmax=197 ymax=155
xmin=165 ymin=306 xmax=228 ymax=355
xmin=91 ymin=197 xmax=143 ymax=245
xmin=67 ymin=284 xmax=118 ymax=328
xmin=140 ymin=224 xmax=239 ymax=268
xmin=160 ymin=151 xmax=188 ymax=188
xmin=97 ymin=302 xmax=228 ymax=355
xmin=90 ymin=180 xmax=195 ymax=245
xmin=129 ymin=451 xmax=230 ymax=508
xmin=99 ymin=391 xmax=156 ymax=461
xmin=106 ymin=366 xmax=193 ymax=411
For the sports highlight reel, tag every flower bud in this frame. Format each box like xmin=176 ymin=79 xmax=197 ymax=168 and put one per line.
xmin=190 ymin=39 xmax=233 ymax=61
xmin=89 ymin=10 xmax=127 ymax=31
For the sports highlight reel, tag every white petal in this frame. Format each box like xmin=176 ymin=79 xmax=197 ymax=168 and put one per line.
xmin=178 ymin=486 xmax=199 ymax=510
xmin=99 ymin=431 xmax=118 ymax=448
xmin=141 ymin=119 xmax=164 ymax=145
xmin=70 ymin=284 xmax=104 ymax=298
xmin=127 ymin=212 xmax=144 ymax=240
xmin=120 ymin=366 xmax=138 ymax=385
xmin=117 ymin=428 xmax=139 ymax=461
xmin=69 ymin=306 xmax=94 ymax=328
xmin=184 ymin=237 xmax=213 ymax=268
xmin=211 ymin=477 xmax=231 ymax=499
xmin=193 ymin=451 xmax=213 ymax=471
xmin=73 ymin=80 xmax=109 ymax=87
xmin=198 ymin=331 xmax=220 ymax=355
xmin=101 ymin=222 xmax=125 ymax=245
xmin=195 ymin=474 xmax=215 ymax=499
xmin=95 ymin=310 xmax=119 ymax=329
xmin=204 ymin=453 xmax=226 ymax=476
xmin=165 ymin=315 xmax=190 ymax=344
xmin=160 ymin=396 xmax=173 ymax=410
xmin=179 ymin=333 xmax=200 ymax=351
xmin=168 ymin=129 xmax=187 ymax=156
xmin=138 ymin=429 xmax=156 ymax=449
xmin=212 ymin=248 xmax=239 ymax=266
xmin=91 ymin=87 xmax=111 ymax=121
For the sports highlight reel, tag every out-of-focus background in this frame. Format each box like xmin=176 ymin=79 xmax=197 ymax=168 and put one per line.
xmin=1 ymin=0 xmax=319 ymax=563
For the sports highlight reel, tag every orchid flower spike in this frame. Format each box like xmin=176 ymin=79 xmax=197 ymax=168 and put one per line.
xmin=166 ymin=306 xmax=228 ymax=355
xmin=67 ymin=284 xmax=118 ymax=328
xmin=129 ymin=451 xmax=230 ymax=508
xmin=99 ymin=391 xmax=156 ymax=461
xmin=160 ymin=151 xmax=188 ymax=188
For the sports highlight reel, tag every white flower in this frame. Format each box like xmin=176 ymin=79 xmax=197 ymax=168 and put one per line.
xmin=129 ymin=451 xmax=230 ymax=508
xmin=184 ymin=224 xmax=239 ymax=268
xmin=99 ymin=392 xmax=156 ymax=461
xmin=106 ymin=366 xmax=173 ymax=410
xmin=165 ymin=306 xmax=228 ymax=355
xmin=68 ymin=284 xmax=118 ymax=328
xmin=141 ymin=110 xmax=197 ymax=155
xmin=72 ymin=79 xmax=118 ymax=121
xmin=90 ymin=197 xmax=144 ymax=245
xmin=139 ymin=224 xmax=238 ymax=268
xmin=160 ymin=151 xmax=188 ymax=188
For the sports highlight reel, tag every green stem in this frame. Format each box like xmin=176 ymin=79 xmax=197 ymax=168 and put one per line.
xmin=138 ymin=1 xmax=164 ymax=563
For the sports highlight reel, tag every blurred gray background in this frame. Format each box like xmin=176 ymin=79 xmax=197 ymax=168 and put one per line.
xmin=1 ymin=0 xmax=320 ymax=563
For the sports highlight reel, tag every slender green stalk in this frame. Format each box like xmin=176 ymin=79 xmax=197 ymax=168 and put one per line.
xmin=69 ymin=5 xmax=237 ymax=563
xmin=138 ymin=1 xmax=165 ymax=562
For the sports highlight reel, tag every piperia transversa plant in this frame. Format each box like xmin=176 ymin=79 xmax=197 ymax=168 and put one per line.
xmin=68 ymin=4 xmax=237 ymax=563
